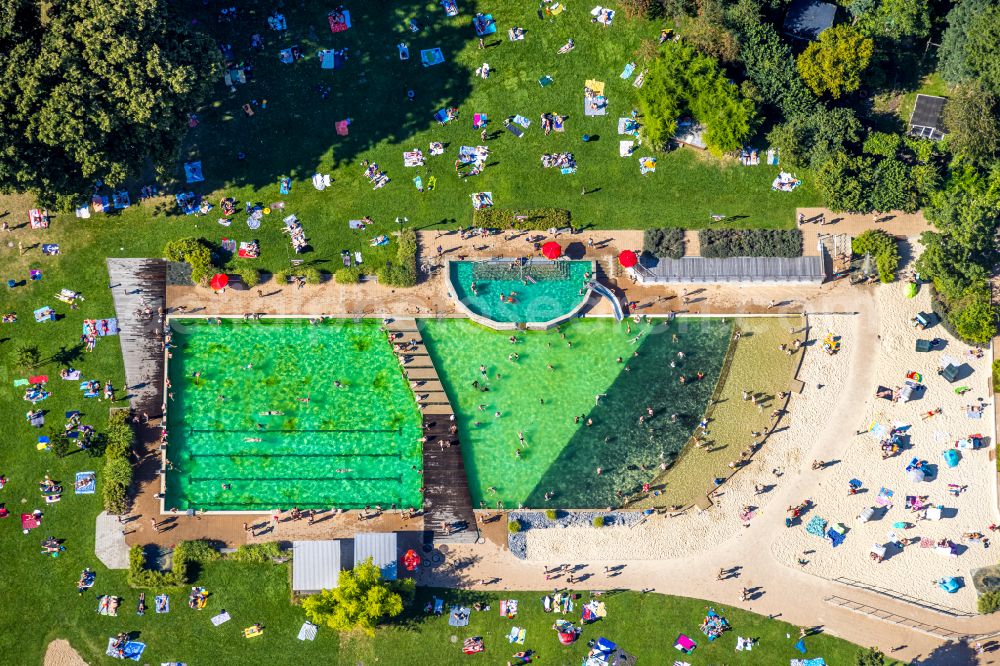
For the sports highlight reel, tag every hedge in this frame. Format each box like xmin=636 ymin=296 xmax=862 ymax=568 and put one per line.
xmin=472 ymin=208 xmax=571 ymax=231
xmin=233 ymin=262 xmax=260 ymax=288
xmin=698 ymin=229 xmax=803 ymax=258
xmin=229 ymin=542 xmax=283 ymax=563
xmin=378 ymin=228 xmax=417 ymax=287
xmin=643 ymin=228 xmax=685 ymax=259
xmin=164 ymin=237 xmax=214 ymax=285
xmin=102 ymin=409 xmax=134 ymax=515
xmin=851 ymin=229 xmax=898 ymax=283
xmin=335 ymin=266 xmax=362 ymax=284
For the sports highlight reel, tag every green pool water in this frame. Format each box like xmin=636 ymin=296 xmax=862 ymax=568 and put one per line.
xmin=420 ymin=317 xmax=733 ymax=508
xmin=164 ymin=319 xmax=423 ymax=511
xmin=450 ymin=260 xmax=593 ymax=323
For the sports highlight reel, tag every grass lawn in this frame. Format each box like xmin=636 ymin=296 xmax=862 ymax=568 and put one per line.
xmin=898 ymin=73 xmax=949 ymax=127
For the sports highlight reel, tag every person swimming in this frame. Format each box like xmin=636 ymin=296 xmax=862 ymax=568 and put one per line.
xmin=259 ymin=410 xmax=284 ymax=416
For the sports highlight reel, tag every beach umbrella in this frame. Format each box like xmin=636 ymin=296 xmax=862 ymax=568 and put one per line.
xmin=402 ymin=549 xmax=421 ymax=571
xmin=209 ymin=273 xmax=229 ymax=291
xmin=618 ymin=250 xmax=638 ymax=268
xmin=541 ymin=241 xmax=562 ymax=260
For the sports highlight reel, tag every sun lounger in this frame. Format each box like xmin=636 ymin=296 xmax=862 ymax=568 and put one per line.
xmin=298 ymin=621 xmax=318 ymax=641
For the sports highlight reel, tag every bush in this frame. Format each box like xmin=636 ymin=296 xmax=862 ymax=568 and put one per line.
xmin=698 ymin=229 xmax=802 ymax=258
xmin=545 ymin=509 xmax=557 ymax=521
xmin=179 ymin=539 xmax=221 ymax=564
xmin=230 ymin=541 xmax=283 ymax=563
xmin=271 ymin=269 xmax=289 ymax=285
xmin=993 ymin=359 xmax=1000 ymax=392
xmin=335 ymin=267 xmax=362 ymax=284
xmin=643 ymin=228 xmax=685 ymax=259
xmin=50 ymin=434 xmax=71 ymax=459
xmin=164 ymin=237 xmax=214 ymax=285
xmin=948 ymin=294 xmax=997 ymax=344
xmin=508 ymin=519 xmax=522 ymax=533
xmin=378 ymin=228 xmax=418 ymax=287
xmin=302 ymin=266 xmax=323 ymax=285
xmin=472 ymin=208 xmax=571 ymax=231
xmin=979 ymin=591 xmax=1000 ymax=614
xmin=592 ymin=516 xmax=605 ymax=528
xmin=616 ymin=0 xmax=656 ymax=20
xmin=851 ymin=229 xmax=899 ymax=283
xmin=234 ymin=263 xmax=259 ymax=288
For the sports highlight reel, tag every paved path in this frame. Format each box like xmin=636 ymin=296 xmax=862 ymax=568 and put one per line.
xmin=94 ymin=512 xmax=130 ymax=569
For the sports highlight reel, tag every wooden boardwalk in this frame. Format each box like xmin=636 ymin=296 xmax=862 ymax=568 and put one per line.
xmin=106 ymin=259 xmax=167 ymax=417
xmin=387 ymin=319 xmax=479 ymax=544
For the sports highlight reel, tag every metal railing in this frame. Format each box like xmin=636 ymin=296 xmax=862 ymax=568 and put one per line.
xmin=832 ymin=577 xmax=975 ymax=618
xmin=825 ymin=595 xmax=968 ymax=640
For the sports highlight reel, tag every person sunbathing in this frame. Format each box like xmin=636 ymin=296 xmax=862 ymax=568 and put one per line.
xmin=2 ymin=313 xmax=15 ymax=323
xmin=558 ymin=38 xmax=575 ymax=54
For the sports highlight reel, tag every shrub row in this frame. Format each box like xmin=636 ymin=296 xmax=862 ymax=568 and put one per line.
xmin=472 ymin=208 xmax=572 ymax=231
xmin=698 ymin=229 xmax=803 ymax=258
xmin=643 ymin=228 xmax=685 ymax=259
xmin=378 ymin=228 xmax=417 ymax=287
xmin=102 ymin=409 xmax=134 ymax=515
xmin=127 ymin=540 xmax=280 ymax=588
xmin=851 ymin=229 xmax=899 ymax=283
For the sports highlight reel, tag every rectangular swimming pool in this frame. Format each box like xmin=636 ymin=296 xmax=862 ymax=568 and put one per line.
xmin=163 ymin=318 xmax=424 ymax=512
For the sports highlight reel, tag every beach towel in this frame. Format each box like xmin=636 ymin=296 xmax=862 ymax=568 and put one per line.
xmin=675 ymin=634 xmax=696 ymax=653
xmin=318 ymin=49 xmax=346 ymax=70
xmin=736 ymin=636 xmax=754 ymax=651
xmin=13 ymin=378 xmax=28 ymax=386
xmin=620 ymin=62 xmax=636 ymax=79
xmin=92 ymin=195 xmax=109 ymax=213
xmin=771 ymin=171 xmax=801 ymax=191
xmin=211 ymin=611 xmax=231 ymax=626
xmin=413 ymin=176 xmax=423 ymax=191
xmin=298 ymin=621 xmax=318 ymax=641
xmin=449 ymin=606 xmax=471 ymax=627
xmin=75 ymin=472 xmax=96 ymax=494
xmin=83 ymin=318 xmax=119 ymax=336
xmin=442 ymin=0 xmax=459 ymax=16
xmin=805 ymin=516 xmax=827 ymax=537
xmin=433 ymin=108 xmax=454 ymax=124
xmin=29 ymin=375 xmax=48 ymax=384
xmin=155 ymin=594 xmax=169 ymax=614
xmin=826 ymin=528 xmax=846 ymax=547
xmin=474 ymin=113 xmax=488 ymax=128
xmin=427 ymin=175 xmax=437 ymax=190
xmin=238 ymin=242 xmax=258 ymax=259
xmin=590 ymin=6 xmax=615 ymax=25
xmin=640 ymin=157 xmax=657 ymax=174
xmin=105 ymin=638 xmax=145 ymax=661
xmin=98 ymin=596 xmax=119 ymax=616
xmin=279 ymin=178 xmax=292 ymax=194
xmin=355 ymin=251 xmax=363 ymax=265
xmin=348 ymin=219 xmax=366 ymax=230
xmin=336 ymin=119 xmax=350 ymax=136
xmin=794 ymin=639 xmax=807 ymax=654
xmin=421 ymin=48 xmax=445 ymax=67
xmin=75 ymin=206 xmax=90 ymax=219
xmin=767 ymin=148 xmax=779 ymax=165
xmin=505 ymin=123 xmax=524 ymax=138
xmin=183 ymin=162 xmax=204 ymax=184
xmin=539 ymin=75 xmax=554 ymax=87
xmin=433 ymin=597 xmax=444 ymax=614
xmin=584 ymin=95 xmax=608 ymax=116
xmin=513 ymin=115 xmax=531 ymax=128
xmin=42 ymin=243 xmax=60 ymax=255
xmin=328 ymin=9 xmax=351 ymax=32
xmin=553 ymin=115 xmax=565 ymax=131
xmin=561 ymin=166 xmax=577 ymax=174
xmin=112 ymin=191 xmax=130 ymax=209
xmin=474 ymin=13 xmax=496 ymax=36
xmin=370 ymin=235 xmax=390 ymax=247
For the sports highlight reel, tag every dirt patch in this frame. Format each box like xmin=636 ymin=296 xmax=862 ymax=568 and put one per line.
xmin=44 ymin=640 xmax=88 ymax=666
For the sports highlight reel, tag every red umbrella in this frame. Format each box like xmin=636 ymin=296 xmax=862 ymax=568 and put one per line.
xmin=402 ymin=549 xmax=421 ymax=571
xmin=209 ymin=273 xmax=229 ymax=291
xmin=618 ymin=250 xmax=638 ymax=268
xmin=541 ymin=241 xmax=562 ymax=260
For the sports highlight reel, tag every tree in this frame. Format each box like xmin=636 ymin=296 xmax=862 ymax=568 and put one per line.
xmin=856 ymin=0 xmax=930 ymax=41
xmin=14 ymin=343 xmax=41 ymax=370
xmin=943 ymin=84 xmax=1000 ymax=166
xmin=938 ymin=0 xmax=993 ymax=84
xmin=855 ymin=646 xmax=886 ymax=666
xmin=302 ymin=559 xmax=415 ymax=635
xmin=0 ymin=0 xmax=219 ymax=206
xmin=727 ymin=0 xmax=818 ymax=118
xmin=767 ymin=107 xmax=863 ymax=169
xmin=851 ymin=229 xmax=899 ymax=282
xmin=964 ymin=6 xmax=1000 ymax=95
xmin=797 ymin=26 xmax=873 ymax=99
xmin=815 ymin=152 xmax=872 ymax=213
xmin=638 ymin=41 xmax=756 ymax=154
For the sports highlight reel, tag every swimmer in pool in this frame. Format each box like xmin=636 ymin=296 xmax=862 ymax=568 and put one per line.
xmin=259 ymin=410 xmax=284 ymax=416
xmin=244 ymin=437 xmax=262 ymax=442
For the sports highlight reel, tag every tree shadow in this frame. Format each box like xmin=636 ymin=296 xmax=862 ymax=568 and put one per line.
xmin=180 ymin=0 xmax=476 ymax=193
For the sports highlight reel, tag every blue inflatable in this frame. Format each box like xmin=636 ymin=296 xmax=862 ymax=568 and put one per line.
xmin=943 ymin=449 xmax=960 ymax=468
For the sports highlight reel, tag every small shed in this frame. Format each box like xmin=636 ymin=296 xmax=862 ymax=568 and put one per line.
xmin=292 ymin=540 xmax=342 ymax=594
xmin=353 ymin=532 xmax=398 ymax=580
xmin=784 ymin=0 xmax=837 ymax=40
xmin=908 ymin=95 xmax=947 ymax=141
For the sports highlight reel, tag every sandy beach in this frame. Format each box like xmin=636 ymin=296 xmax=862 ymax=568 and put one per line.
xmin=520 ymin=312 xmax=859 ymax=560
xmin=770 ymin=282 xmax=997 ymax=613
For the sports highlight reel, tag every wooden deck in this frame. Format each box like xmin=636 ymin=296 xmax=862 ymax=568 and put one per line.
xmin=387 ymin=319 xmax=479 ymax=544
xmin=107 ymin=258 xmax=167 ymax=417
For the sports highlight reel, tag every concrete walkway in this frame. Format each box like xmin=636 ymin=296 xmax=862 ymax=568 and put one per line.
xmin=94 ymin=512 xmax=130 ymax=569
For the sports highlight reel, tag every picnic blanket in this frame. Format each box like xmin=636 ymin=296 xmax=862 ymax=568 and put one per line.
xmin=298 ymin=621 xmax=318 ymax=641
xmin=620 ymin=62 xmax=636 ymax=79
xmin=790 ymin=659 xmax=826 ymax=666
xmin=75 ymin=471 xmax=96 ymax=494
xmin=421 ymin=48 xmax=445 ymax=67
xmin=584 ymin=94 xmax=608 ymax=116
xmin=155 ymin=594 xmax=170 ymax=613
xmin=471 ymin=192 xmax=493 ymax=209
xmin=433 ymin=108 xmax=455 ymax=124
xmin=105 ymin=638 xmax=145 ymax=661
xmin=21 ymin=513 xmax=40 ymax=530
xmin=318 ymin=49 xmax=346 ymax=70
xmin=771 ymin=171 xmax=801 ymax=191
xmin=591 ymin=6 xmax=615 ymax=25
xmin=238 ymin=242 xmax=259 ymax=259
xmin=449 ymin=606 xmax=471 ymax=627
xmin=442 ymin=0 xmax=459 ymax=16
xmin=507 ymin=626 xmax=526 ymax=643
xmin=500 ymin=599 xmax=518 ymax=618
xmin=512 ymin=115 xmax=531 ymax=128
xmin=336 ymin=119 xmax=350 ymax=135
xmin=640 ymin=157 xmax=657 ymax=174
xmin=211 ymin=611 xmax=231 ymax=626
